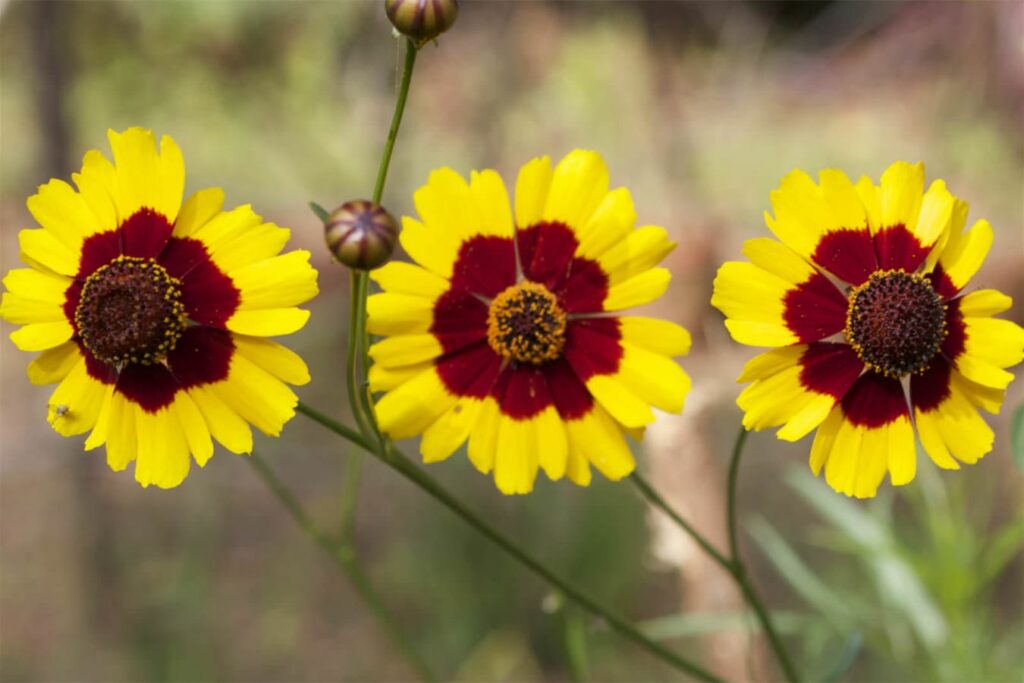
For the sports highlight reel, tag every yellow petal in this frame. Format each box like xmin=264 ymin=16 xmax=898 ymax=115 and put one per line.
xmin=2 ymin=267 xmax=70 ymax=303
xmin=226 ymin=308 xmax=310 ymax=336
xmin=365 ymin=292 xmax=433 ymax=335
xmin=368 ymin=361 xmax=431 ymax=393
xmin=27 ymin=341 xmax=81 ymax=385
xmin=586 ymin=374 xmax=655 ymax=428
xmin=10 ymin=320 xmax=74 ymax=351
xmin=535 ymin=407 xmax=569 ymax=481
xmin=26 ymin=179 xmax=96 ymax=252
xmin=231 ymin=250 xmax=318 ymax=310
xmin=616 ymin=343 xmax=691 ymax=414
xmin=414 ymin=167 xmax=480 ymax=241
xmin=375 ymin=367 xmax=456 ymax=440
xmin=470 ymin=169 xmax=514 ymax=237
xmin=915 ymin=386 xmax=993 ymax=468
xmin=189 ymin=204 xmax=263 ymax=253
xmin=741 ymin=237 xmax=817 ymax=285
xmin=71 ymin=150 xmax=119 ymax=232
xmin=102 ymin=391 xmax=138 ymax=471
xmin=467 ymin=397 xmax=501 ymax=474
xmin=18 ymin=228 xmax=79 ymax=276
xmin=213 ymin=222 xmax=292 ymax=273
xmin=542 ymin=150 xmax=610 ymax=232
xmin=369 ymin=333 xmax=443 ymax=368
xmin=493 ymin=415 xmax=539 ymax=495
xmin=576 ymin=188 xmax=637 ymax=258
xmin=208 ymin=354 xmax=298 ymax=436
xmin=565 ymin=405 xmax=635 ymax=481
xmin=963 ymin=317 xmax=1024 ymax=370
xmin=187 ymin=385 xmax=253 ymax=454
xmin=46 ymin=357 xmax=109 ymax=436
xmin=818 ymin=169 xmax=867 ymax=233
xmin=604 ymin=268 xmax=671 ymax=311
xmin=174 ymin=391 xmax=214 ymax=467
xmin=108 ymin=128 xmax=184 ymax=221
xmin=879 ymin=161 xmax=924 ymax=235
xmin=594 ymin=225 xmax=675 ymax=285
xmin=370 ymin=261 xmax=449 ymax=299
xmin=232 ymin=334 xmax=311 ymax=386
xmin=0 ymin=292 xmax=66 ymax=325
xmin=134 ymin=407 xmax=191 ymax=489
xmin=619 ymin=317 xmax=691 ymax=357
xmin=514 ymin=156 xmax=553 ymax=228
xmin=421 ymin=397 xmax=483 ymax=463
xmin=959 ymin=289 xmax=1012 ymax=318
xmin=398 ymin=216 xmax=460 ymax=279
xmin=173 ymin=187 xmax=226 ymax=238
xmin=711 ymin=262 xmax=796 ymax=347
xmin=914 ymin=179 xmax=954 ymax=249
xmin=737 ymin=353 xmax=835 ymax=441
xmin=938 ymin=219 xmax=993 ymax=291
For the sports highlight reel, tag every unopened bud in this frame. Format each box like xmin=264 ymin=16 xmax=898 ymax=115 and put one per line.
xmin=385 ymin=0 xmax=458 ymax=45
xmin=324 ymin=200 xmax=398 ymax=271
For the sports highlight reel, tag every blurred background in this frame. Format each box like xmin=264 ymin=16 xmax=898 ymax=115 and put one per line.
xmin=1 ymin=1 xmax=1022 ymax=681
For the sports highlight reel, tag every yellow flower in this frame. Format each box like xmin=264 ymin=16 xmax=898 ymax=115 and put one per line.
xmin=0 ymin=128 xmax=318 ymax=488
xmin=712 ymin=162 xmax=1024 ymax=498
xmin=368 ymin=150 xmax=691 ymax=494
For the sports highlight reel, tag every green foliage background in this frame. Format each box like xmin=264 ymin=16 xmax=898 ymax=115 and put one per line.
xmin=0 ymin=2 xmax=1021 ymax=681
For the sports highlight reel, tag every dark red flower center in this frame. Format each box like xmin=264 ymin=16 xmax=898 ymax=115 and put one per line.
xmin=486 ymin=280 xmax=567 ymax=365
xmin=845 ymin=269 xmax=946 ymax=378
xmin=75 ymin=255 xmax=186 ymax=367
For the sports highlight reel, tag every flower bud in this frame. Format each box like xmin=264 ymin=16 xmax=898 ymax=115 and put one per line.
xmin=385 ymin=0 xmax=458 ymax=45
xmin=324 ymin=200 xmax=398 ymax=271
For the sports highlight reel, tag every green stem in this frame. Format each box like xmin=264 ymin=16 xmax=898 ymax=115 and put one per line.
xmin=629 ymin=472 xmax=733 ymax=571
xmin=339 ymin=447 xmax=365 ymax=542
xmin=725 ymin=427 xmax=748 ymax=567
xmin=629 ymin=428 xmax=799 ymax=681
xmin=246 ymin=451 xmax=435 ymax=682
xmin=724 ymin=428 xmax=800 ymax=683
xmin=372 ymin=38 xmax=418 ymax=205
xmin=297 ymin=401 xmax=723 ymax=682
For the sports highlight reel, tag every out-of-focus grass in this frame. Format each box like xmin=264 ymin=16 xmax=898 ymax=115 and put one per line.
xmin=1 ymin=1 xmax=1022 ymax=681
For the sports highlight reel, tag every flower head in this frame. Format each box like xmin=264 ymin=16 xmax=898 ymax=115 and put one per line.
xmin=367 ymin=151 xmax=691 ymax=494
xmin=0 ymin=128 xmax=319 ymax=488
xmin=712 ymin=162 xmax=1024 ymax=498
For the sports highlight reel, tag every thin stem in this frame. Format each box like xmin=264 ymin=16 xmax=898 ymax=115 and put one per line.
xmin=724 ymin=428 xmax=800 ymax=683
xmin=297 ymin=402 xmax=371 ymax=450
xmin=339 ymin=448 xmax=365 ymax=542
xmin=372 ymin=38 xmax=418 ymax=205
xmin=629 ymin=472 xmax=733 ymax=571
xmin=297 ymin=402 xmax=723 ymax=682
xmin=346 ymin=270 xmax=374 ymax=438
xmin=725 ymin=427 xmax=749 ymax=567
xmin=246 ymin=451 xmax=435 ymax=683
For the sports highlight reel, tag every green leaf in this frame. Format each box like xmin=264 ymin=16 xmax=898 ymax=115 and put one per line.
xmin=308 ymin=201 xmax=330 ymax=222
xmin=748 ymin=516 xmax=854 ymax=624
xmin=821 ymin=631 xmax=863 ymax=683
xmin=1012 ymin=403 xmax=1024 ymax=470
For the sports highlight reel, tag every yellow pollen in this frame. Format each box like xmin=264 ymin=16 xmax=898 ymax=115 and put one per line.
xmin=486 ymin=281 xmax=567 ymax=365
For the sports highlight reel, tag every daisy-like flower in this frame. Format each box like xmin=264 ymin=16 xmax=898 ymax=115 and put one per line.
xmin=0 ymin=128 xmax=318 ymax=488
xmin=366 ymin=151 xmax=691 ymax=494
xmin=712 ymin=162 xmax=1024 ymax=498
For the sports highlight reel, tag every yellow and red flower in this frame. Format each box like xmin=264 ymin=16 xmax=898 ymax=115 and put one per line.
xmin=0 ymin=128 xmax=318 ymax=488
xmin=713 ymin=162 xmax=1024 ymax=498
xmin=367 ymin=151 xmax=691 ymax=494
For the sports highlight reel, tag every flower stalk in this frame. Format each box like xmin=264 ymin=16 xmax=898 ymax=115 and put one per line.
xmin=296 ymin=401 xmax=724 ymax=682
xmin=247 ymin=451 xmax=436 ymax=682
xmin=630 ymin=428 xmax=801 ymax=683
